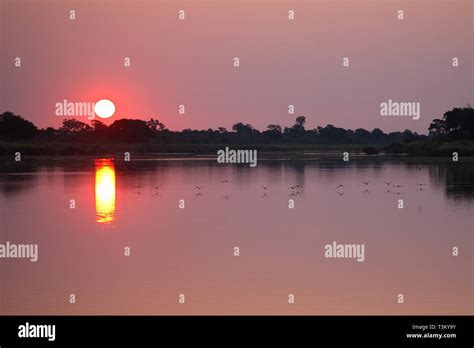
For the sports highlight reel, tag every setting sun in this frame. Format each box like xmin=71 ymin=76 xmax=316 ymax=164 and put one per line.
xmin=94 ymin=99 xmax=115 ymax=119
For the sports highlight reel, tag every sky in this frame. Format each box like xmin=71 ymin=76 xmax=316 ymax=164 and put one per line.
xmin=1 ymin=0 xmax=473 ymax=134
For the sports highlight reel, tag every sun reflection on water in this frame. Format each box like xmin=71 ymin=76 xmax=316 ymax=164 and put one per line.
xmin=95 ymin=158 xmax=116 ymax=226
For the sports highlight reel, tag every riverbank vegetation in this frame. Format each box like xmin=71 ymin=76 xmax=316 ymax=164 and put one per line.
xmin=1 ymin=107 xmax=473 ymax=157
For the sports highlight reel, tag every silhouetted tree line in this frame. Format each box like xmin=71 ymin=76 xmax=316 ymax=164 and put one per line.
xmin=1 ymin=107 xmax=473 ymax=146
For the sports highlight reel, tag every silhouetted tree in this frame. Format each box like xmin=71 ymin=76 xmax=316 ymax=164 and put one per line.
xmin=354 ymin=128 xmax=371 ymax=144
xmin=267 ymin=124 xmax=282 ymax=133
xmin=232 ymin=122 xmax=255 ymax=134
xmin=146 ymin=118 xmax=166 ymax=134
xmin=316 ymin=124 xmax=351 ymax=144
xmin=109 ymin=119 xmax=153 ymax=142
xmin=0 ymin=111 xmax=38 ymax=140
xmin=429 ymin=107 xmax=474 ymax=140
xmin=295 ymin=116 xmax=306 ymax=129
xmin=91 ymin=120 xmax=108 ymax=132
xmin=371 ymin=128 xmax=385 ymax=143
xmin=401 ymin=129 xmax=413 ymax=143
xmin=264 ymin=124 xmax=283 ymax=141
xmin=284 ymin=116 xmax=306 ymax=139
xmin=43 ymin=127 xmax=58 ymax=138
xmin=428 ymin=118 xmax=447 ymax=137
xmin=60 ymin=118 xmax=91 ymax=133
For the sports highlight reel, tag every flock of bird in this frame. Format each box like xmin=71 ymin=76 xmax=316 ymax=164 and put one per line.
xmin=133 ymin=180 xmax=426 ymax=198
xmin=132 ymin=164 xmax=428 ymax=197
xmin=335 ymin=181 xmax=426 ymax=196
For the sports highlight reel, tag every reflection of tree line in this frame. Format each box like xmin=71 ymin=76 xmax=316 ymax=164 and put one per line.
xmin=0 ymin=159 xmax=472 ymax=200
xmin=428 ymin=164 xmax=474 ymax=200
xmin=0 ymin=107 xmax=472 ymax=155
xmin=0 ymin=174 xmax=37 ymax=197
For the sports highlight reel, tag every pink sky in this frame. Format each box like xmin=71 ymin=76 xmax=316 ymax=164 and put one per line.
xmin=1 ymin=0 xmax=473 ymax=133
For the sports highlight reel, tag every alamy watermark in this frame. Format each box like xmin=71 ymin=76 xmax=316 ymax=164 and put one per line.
xmin=0 ymin=241 xmax=38 ymax=262
xmin=324 ymin=241 xmax=365 ymax=262
xmin=380 ymin=99 xmax=420 ymax=120
xmin=55 ymin=99 xmax=96 ymax=119
xmin=217 ymin=147 xmax=258 ymax=167
xmin=18 ymin=322 xmax=55 ymax=341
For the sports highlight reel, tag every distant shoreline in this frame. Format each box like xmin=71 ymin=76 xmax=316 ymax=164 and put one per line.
xmin=2 ymin=108 xmax=473 ymax=158
xmin=1 ymin=140 xmax=474 ymax=159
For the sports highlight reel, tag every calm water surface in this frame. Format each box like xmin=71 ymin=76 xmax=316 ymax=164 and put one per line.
xmin=0 ymin=157 xmax=473 ymax=314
